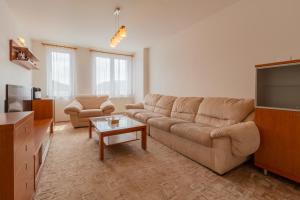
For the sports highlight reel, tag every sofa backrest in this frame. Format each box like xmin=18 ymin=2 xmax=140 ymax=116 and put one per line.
xmin=195 ymin=97 xmax=254 ymax=127
xmin=154 ymin=95 xmax=177 ymax=116
xmin=144 ymin=94 xmax=162 ymax=111
xmin=171 ymin=97 xmax=203 ymax=122
xmin=75 ymin=95 xmax=108 ymax=109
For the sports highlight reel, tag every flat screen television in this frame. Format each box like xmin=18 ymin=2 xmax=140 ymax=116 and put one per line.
xmin=5 ymin=84 xmax=32 ymax=112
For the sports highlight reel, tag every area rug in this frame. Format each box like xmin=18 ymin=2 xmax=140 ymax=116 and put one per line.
xmin=34 ymin=123 xmax=300 ymax=200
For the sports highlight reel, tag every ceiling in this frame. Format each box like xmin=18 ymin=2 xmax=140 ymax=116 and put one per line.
xmin=6 ymin=0 xmax=239 ymax=52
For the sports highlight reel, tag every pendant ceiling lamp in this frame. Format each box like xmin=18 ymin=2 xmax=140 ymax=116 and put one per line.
xmin=110 ymin=8 xmax=127 ymax=48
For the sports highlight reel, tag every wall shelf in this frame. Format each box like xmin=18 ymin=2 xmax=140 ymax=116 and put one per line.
xmin=9 ymin=39 xmax=39 ymax=70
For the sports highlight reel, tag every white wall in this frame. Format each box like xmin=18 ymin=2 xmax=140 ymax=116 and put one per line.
xmin=133 ymin=48 xmax=149 ymax=103
xmin=32 ymin=41 xmax=142 ymax=121
xmin=149 ymin=0 xmax=300 ymax=99
xmin=143 ymin=48 xmax=150 ymax=96
xmin=0 ymin=0 xmax=31 ymax=113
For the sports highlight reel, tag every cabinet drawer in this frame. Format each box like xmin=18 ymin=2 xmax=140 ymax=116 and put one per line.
xmin=14 ymin=172 xmax=27 ymax=200
xmin=14 ymin=119 xmax=33 ymax=152
xmin=14 ymin=155 xmax=34 ymax=200
xmin=14 ymin=138 xmax=34 ymax=175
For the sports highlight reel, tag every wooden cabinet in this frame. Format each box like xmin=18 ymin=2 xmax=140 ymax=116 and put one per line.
xmin=32 ymin=99 xmax=54 ymax=121
xmin=0 ymin=100 xmax=54 ymax=199
xmin=0 ymin=112 xmax=34 ymax=200
xmin=255 ymin=59 xmax=300 ymax=183
xmin=255 ymin=108 xmax=300 ymax=182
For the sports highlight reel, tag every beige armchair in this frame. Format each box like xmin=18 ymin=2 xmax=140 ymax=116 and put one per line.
xmin=64 ymin=95 xmax=115 ymax=128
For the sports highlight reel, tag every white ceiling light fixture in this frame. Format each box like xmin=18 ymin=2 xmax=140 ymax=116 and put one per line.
xmin=110 ymin=8 xmax=127 ymax=48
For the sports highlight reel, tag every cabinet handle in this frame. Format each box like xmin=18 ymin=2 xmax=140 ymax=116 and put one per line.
xmin=25 ymin=127 xmax=31 ymax=133
xmin=25 ymin=163 xmax=28 ymax=170
xmin=25 ymin=145 xmax=28 ymax=151
xmin=25 ymin=182 xmax=28 ymax=189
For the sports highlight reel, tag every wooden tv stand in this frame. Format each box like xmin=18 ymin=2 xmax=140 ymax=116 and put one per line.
xmin=32 ymin=99 xmax=54 ymax=189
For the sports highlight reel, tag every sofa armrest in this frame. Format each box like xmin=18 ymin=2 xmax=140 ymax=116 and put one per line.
xmin=210 ymin=121 xmax=260 ymax=157
xmin=64 ymin=100 xmax=83 ymax=114
xmin=125 ymin=102 xmax=144 ymax=109
xmin=100 ymin=99 xmax=115 ymax=114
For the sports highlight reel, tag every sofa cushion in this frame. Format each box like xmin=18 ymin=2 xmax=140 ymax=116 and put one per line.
xmin=76 ymin=95 xmax=109 ymax=109
xmin=125 ymin=103 xmax=144 ymax=110
xmin=79 ymin=109 xmax=103 ymax=118
xmin=64 ymin=100 xmax=83 ymax=114
xmin=144 ymin=94 xmax=162 ymax=111
xmin=171 ymin=97 xmax=203 ymax=122
xmin=135 ymin=112 xmax=165 ymax=123
xmin=148 ymin=117 xmax=188 ymax=132
xmin=100 ymin=100 xmax=115 ymax=114
xmin=170 ymin=123 xmax=215 ymax=147
xmin=195 ymin=97 xmax=254 ymax=127
xmin=125 ymin=109 xmax=148 ymax=118
xmin=153 ymin=95 xmax=177 ymax=116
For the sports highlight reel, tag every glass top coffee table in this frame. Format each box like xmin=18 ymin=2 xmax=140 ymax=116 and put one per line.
xmin=88 ymin=115 xmax=147 ymax=160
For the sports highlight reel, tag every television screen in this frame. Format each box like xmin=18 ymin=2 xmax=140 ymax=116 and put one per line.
xmin=5 ymin=84 xmax=32 ymax=112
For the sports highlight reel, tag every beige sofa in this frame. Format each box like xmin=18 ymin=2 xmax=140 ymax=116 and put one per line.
xmin=125 ymin=94 xmax=260 ymax=175
xmin=64 ymin=95 xmax=115 ymax=128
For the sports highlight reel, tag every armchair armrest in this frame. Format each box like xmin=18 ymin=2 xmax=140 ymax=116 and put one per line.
xmin=64 ymin=100 xmax=83 ymax=114
xmin=210 ymin=121 xmax=260 ymax=157
xmin=100 ymin=99 xmax=115 ymax=114
xmin=125 ymin=102 xmax=144 ymax=109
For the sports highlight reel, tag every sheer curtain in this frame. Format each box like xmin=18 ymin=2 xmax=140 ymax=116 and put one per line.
xmin=46 ymin=47 xmax=75 ymax=98
xmin=92 ymin=53 xmax=133 ymax=97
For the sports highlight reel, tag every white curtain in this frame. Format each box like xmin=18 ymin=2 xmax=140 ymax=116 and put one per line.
xmin=92 ymin=53 xmax=133 ymax=97
xmin=46 ymin=47 xmax=75 ymax=98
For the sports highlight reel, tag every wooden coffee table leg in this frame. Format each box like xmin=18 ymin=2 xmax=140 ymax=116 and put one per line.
xmin=100 ymin=135 xmax=104 ymax=160
xmin=141 ymin=128 xmax=147 ymax=150
xmin=89 ymin=120 xmax=92 ymax=139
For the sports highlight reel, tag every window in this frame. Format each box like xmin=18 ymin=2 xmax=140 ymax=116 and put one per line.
xmin=46 ymin=47 xmax=75 ymax=98
xmin=93 ymin=53 xmax=133 ymax=97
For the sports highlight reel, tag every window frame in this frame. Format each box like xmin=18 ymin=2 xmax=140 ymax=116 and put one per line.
xmin=92 ymin=52 xmax=133 ymax=98
xmin=46 ymin=47 xmax=76 ymax=99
